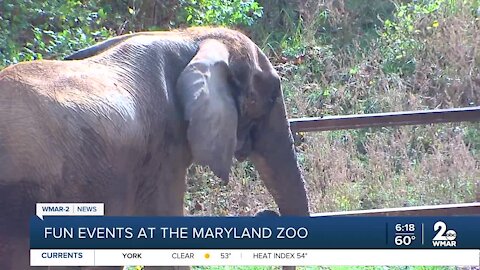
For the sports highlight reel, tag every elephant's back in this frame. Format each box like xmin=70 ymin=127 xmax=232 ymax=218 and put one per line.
xmin=0 ymin=60 xmax=146 ymax=156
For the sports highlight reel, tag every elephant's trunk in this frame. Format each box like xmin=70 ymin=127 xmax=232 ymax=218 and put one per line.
xmin=251 ymin=100 xmax=310 ymax=216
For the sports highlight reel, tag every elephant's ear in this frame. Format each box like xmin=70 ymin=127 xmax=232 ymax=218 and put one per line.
xmin=176 ymin=39 xmax=238 ymax=182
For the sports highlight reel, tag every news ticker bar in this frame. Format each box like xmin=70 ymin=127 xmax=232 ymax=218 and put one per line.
xmin=30 ymin=249 xmax=480 ymax=266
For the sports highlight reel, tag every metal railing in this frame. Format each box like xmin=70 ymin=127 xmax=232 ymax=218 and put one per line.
xmin=289 ymin=106 xmax=480 ymax=133
xmin=288 ymin=106 xmax=480 ymax=216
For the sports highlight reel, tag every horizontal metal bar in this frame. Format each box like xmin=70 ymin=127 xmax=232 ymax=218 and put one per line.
xmin=289 ymin=106 xmax=480 ymax=133
xmin=311 ymin=202 xmax=480 ymax=217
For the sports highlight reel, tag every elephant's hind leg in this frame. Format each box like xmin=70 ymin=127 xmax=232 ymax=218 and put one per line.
xmin=0 ymin=235 xmax=48 ymax=270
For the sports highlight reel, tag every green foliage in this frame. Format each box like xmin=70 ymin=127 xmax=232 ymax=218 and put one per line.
xmin=0 ymin=0 xmax=115 ymax=67
xmin=0 ymin=0 xmax=264 ymax=68
xmin=379 ymin=0 xmax=455 ymax=75
xmin=180 ymin=0 xmax=263 ymax=26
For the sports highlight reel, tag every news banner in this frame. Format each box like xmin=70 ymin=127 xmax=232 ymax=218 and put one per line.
xmin=31 ymin=203 xmax=480 ymax=267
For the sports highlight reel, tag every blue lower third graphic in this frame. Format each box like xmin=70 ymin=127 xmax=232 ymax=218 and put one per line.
xmin=30 ymin=216 xmax=480 ymax=249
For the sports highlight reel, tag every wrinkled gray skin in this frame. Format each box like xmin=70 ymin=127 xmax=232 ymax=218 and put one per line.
xmin=0 ymin=27 xmax=309 ymax=270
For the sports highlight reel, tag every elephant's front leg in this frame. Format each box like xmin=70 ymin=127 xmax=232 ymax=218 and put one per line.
xmin=137 ymin=166 xmax=189 ymax=270
xmin=79 ymin=267 xmax=117 ymax=270
xmin=133 ymin=141 xmax=190 ymax=216
xmin=133 ymin=166 xmax=188 ymax=216
xmin=132 ymin=147 xmax=190 ymax=269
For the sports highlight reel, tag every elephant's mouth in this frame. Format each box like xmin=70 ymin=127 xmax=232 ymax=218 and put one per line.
xmin=234 ymin=122 xmax=256 ymax=161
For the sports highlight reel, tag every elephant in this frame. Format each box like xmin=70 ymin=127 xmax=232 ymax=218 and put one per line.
xmin=255 ymin=209 xmax=280 ymax=217
xmin=0 ymin=27 xmax=310 ymax=269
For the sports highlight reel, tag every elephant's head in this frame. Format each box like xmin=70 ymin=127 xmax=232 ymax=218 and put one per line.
xmin=176 ymin=28 xmax=310 ymax=216
xmin=65 ymin=27 xmax=310 ymax=216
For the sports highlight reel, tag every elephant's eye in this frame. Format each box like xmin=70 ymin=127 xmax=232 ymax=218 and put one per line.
xmin=269 ymin=93 xmax=278 ymax=104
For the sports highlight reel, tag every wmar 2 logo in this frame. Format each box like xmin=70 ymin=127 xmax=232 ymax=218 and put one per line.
xmin=432 ymin=221 xmax=457 ymax=247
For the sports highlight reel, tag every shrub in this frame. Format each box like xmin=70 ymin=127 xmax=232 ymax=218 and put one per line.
xmin=180 ymin=0 xmax=263 ymax=27
xmin=379 ymin=0 xmax=479 ymax=76
xmin=0 ymin=0 xmax=115 ymax=67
